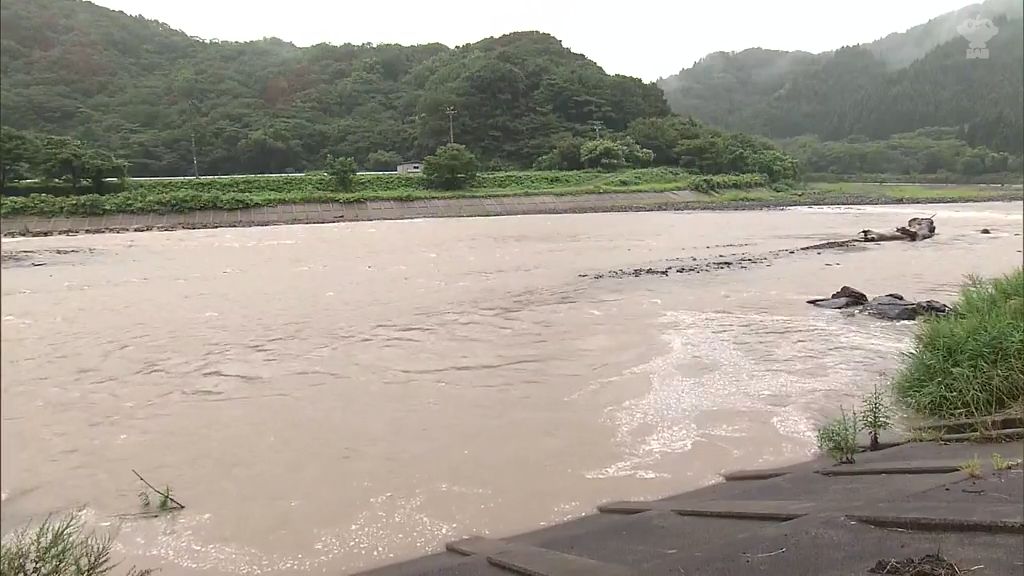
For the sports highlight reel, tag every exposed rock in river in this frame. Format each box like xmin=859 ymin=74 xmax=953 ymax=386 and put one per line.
xmin=806 ymin=286 xmax=869 ymax=309
xmin=808 ymin=286 xmax=951 ymax=321
xmin=863 ymin=295 xmax=920 ymax=320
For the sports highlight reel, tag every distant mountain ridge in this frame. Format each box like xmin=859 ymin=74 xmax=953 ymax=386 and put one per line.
xmin=658 ymin=0 xmax=1024 ymax=153
xmin=0 ymin=0 xmax=668 ymax=175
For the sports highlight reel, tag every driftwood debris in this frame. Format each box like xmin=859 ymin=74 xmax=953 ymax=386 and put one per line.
xmin=860 ymin=216 xmax=936 ymax=242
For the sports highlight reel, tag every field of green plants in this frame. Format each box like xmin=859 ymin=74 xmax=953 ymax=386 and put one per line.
xmin=0 ymin=169 xmax=768 ymax=217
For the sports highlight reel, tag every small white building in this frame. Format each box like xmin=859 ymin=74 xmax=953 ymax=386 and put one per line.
xmin=397 ymin=161 xmax=423 ymax=174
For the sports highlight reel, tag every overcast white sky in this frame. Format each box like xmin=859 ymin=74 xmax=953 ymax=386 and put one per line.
xmin=92 ymin=0 xmax=973 ymax=80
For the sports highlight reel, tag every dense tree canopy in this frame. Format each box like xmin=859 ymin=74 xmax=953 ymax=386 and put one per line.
xmin=658 ymin=1 xmax=1024 ymax=155
xmin=0 ymin=0 xmax=668 ymax=176
xmin=780 ymin=128 xmax=1020 ymax=178
xmin=0 ymin=127 xmax=127 ymax=191
xmin=3 ymin=0 xmax=1019 ymax=184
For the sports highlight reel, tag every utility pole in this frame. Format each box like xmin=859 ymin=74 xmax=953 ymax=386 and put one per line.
xmin=589 ymin=120 xmax=604 ymax=139
xmin=188 ymin=99 xmax=200 ymax=178
xmin=444 ymin=106 xmax=457 ymax=144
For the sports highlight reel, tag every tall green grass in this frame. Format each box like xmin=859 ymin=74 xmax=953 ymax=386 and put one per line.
xmin=0 ymin=513 xmax=151 ymax=576
xmin=894 ymin=269 xmax=1024 ymax=419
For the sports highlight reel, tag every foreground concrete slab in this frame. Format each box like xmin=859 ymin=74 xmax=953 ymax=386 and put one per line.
xmin=359 ymin=440 xmax=1024 ymax=576
xmin=598 ymin=499 xmax=817 ymax=520
xmin=644 ymin=514 xmax=1024 ymax=576
xmin=848 ymin=502 xmax=1024 ymax=532
xmin=447 ymin=537 xmax=635 ymax=576
xmin=815 ymin=459 xmax=964 ymax=476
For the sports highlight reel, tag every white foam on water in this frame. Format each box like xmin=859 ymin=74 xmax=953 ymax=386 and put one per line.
xmin=587 ymin=310 xmax=910 ymax=479
xmin=792 ymin=204 xmax=1023 ymax=220
xmin=116 ymin=491 xmax=457 ymax=575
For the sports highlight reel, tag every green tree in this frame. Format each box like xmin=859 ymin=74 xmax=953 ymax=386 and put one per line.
xmin=533 ymin=137 xmax=584 ymax=170
xmin=617 ymin=137 xmax=654 ymax=168
xmin=82 ymin=149 xmax=128 ymax=192
xmin=422 ymin=144 xmax=478 ymax=190
xmin=626 ymin=116 xmax=702 ymax=166
xmin=326 ymin=155 xmax=357 ymax=191
xmin=39 ymin=136 xmax=88 ymax=188
xmin=365 ymin=150 xmax=402 ymax=171
xmin=580 ymin=138 xmax=627 ymax=170
xmin=0 ymin=127 xmax=39 ymax=187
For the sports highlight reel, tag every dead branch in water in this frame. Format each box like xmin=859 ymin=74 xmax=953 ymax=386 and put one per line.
xmin=132 ymin=469 xmax=185 ymax=510
xmin=860 ymin=216 xmax=936 ymax=242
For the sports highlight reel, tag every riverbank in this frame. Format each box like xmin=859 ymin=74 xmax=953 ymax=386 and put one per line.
xmin=358 ymin=438 xmax=1024 ymax=576
xmin=2 ymin=184 xmax=1021 ymax=236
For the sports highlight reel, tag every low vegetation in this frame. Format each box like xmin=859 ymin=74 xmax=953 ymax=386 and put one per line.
xmin=816 ymin=407 xmax=859 ymax=464
xmin=893 ymin=269 xmax=1024 ymax=421
xmin=991 ymin=453 xmax=1021 ymax=471
xmin=0 ymin=513 xmax=151 ymax=576
xmin=0 ymin=169 xmax=771 ymax=217
xmin=958 ymin=455 xmax=983 ymax=479
xmin=859 ymin=385 xmax=892 ymax=451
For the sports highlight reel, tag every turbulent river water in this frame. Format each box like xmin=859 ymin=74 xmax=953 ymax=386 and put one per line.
xmin=2 ymin=202 xmax=1022 ymax=575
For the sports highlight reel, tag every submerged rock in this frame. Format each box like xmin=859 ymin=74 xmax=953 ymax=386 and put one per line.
xmin=807 ymin=285 xmax=868 ymax=309
xmin=808 ymin=287 xmax=950 ymax=321
xmin=864 ymin=295 xmax=919 ymax=320
xmin=916 ymin=300 xmax=952 ymax=316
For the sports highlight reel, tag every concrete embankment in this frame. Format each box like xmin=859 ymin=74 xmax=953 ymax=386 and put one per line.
xmin=3 ymin=189 xmax=1023 ymax=236
xmin=358 ymin=439 xmax=1024 ymax=576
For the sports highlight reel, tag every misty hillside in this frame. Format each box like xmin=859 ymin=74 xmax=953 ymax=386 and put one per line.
xmin=658 ymin=0 xmax=1024 ymax=154
xmin=0 ymin=0 xmax=668 ymax=175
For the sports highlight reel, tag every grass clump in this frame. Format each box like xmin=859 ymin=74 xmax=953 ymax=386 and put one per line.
xmin=0 ymin=513 xmax=151 ymax=576
xmin=893 ymin=269 xmax=1024 ymax=420
xmin=958 ymin=455 xmax=983 ymax=478
xmin=817 ymin=407 xmax=859 ymax=464
xmin=991 ymin=452 xmax=1021 ymax=471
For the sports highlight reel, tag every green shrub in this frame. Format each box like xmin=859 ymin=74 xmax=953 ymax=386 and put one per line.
xmin=422 ymin=144 xmax=478 ymax=190
xmin=0 ymin=513 xmax=152 ymax=576
xmin=533 ymin=138 xmax=584 ymax=171
xmin=816 ymin=407 xmax=859 ymax=464
xmin=894 ymin=269 xmax=1024 ymax=419
xmin=326 ymin=156 xmax=357 ymax=192
xmin=580 ymin=139 xmax=627 ymax=170
xmin=859 ymin=384 xmax=892 ymax=450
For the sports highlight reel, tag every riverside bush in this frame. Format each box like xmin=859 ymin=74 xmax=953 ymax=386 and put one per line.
xmin=690 ymin=173 xmax=768 ymax=192
xmin=422 ymin=144 xmax=479 ymax=190
xmin=894 ymin=269 xmax=1024 ymax=419
xmin=0 ymin=513 xmax=152 ymax=576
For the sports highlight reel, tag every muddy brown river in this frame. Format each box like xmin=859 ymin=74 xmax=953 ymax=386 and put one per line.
xmin=2 ymin=202 xmax=1022 ymax=574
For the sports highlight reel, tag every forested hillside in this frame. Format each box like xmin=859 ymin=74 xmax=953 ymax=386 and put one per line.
xmin=658 ymin=0 xmax=1024 ymax=154
xmin=0 ymin=0 xmax=668 ymax=176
